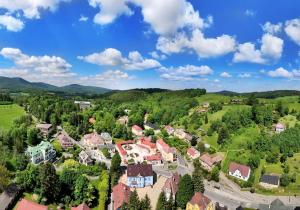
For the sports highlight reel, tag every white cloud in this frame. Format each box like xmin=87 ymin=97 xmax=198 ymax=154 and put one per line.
xmin=88 ymin=0 xmax=133 ymax=25
xmin=157 ymin=29 xmax=236 ymax=58
xmin=238 ymin=73 xmax=251 ymax=78
xmin=149 ymin=51 xmax=167 ymax=60
xmin=285 ymin=18 xmax=300 ymax=46
xmin=261 ymin=33 xmax=284 ymax=59
xmin=0 ymin=14 xmax=24 ymax=32
xmin=0 ymin=47 xmax=76 ymax=85
xmin=245 ymin=9 xmax=256 ymax=17
xmin=0 ymin=0 xmax=71 ymax=19
xmin=233 ymin=33 xmax=283 ymax=64
xmin=79 ymin=15 xmax=89 ymax=22
xmin=78 ymin=48 xmax=161 ymax=70
xmin=220 ymin=72 xmax=232 ymax=78
xmin=214 ymin=79 xmax=220 ymax=83
xmin=159 ymin=65 xmax=213 ymax=81
xmin=81 ymin=70 xmax=130 ymax=82
xmin=267 ymin=67 xmax=293 ymax=78
xmin=262 ymin=22 xmax=282 ymax=35
xmin=88 ymin=0 xmax=212 ymax=36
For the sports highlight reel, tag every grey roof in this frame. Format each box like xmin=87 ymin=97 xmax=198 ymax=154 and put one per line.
xmin=260 ymin=175 xmax=280 ymax=185
xmin=0 ymin=184 xmax=20 ymax=210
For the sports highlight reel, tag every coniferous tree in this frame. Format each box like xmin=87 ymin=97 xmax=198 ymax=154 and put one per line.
xmin=192 ymin=169 xmax=205 ymax=193
xmin=156 ymin=192 xmax=167 ymax=210
xmin=39 ymin=163 xmax=60 ymax=202
xmin=176 ymin=174 xmax=194 ymax=209
xmin=140 ymin=194 xmax=151 ymax=210
xmin=129 ymin=189 xmax=140 ymax=210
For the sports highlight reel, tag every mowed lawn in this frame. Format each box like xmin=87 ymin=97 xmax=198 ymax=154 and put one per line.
xmin=0 ymin=104 xmax=25 ymax=130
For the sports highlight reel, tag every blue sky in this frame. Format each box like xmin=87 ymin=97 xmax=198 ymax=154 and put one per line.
xmin=0 ymin=0 xmax=300 ymax=92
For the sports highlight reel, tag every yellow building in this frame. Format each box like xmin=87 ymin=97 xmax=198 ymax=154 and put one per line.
xmin=186 ymin=192 xmax=214 ymax=210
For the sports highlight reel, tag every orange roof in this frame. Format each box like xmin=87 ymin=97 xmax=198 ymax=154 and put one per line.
xmin=188 ymin=192 xmax=211 ymax=210
xmin=112 ymin=183 xmax=131 ymax=210
xmin=145 ymin=153 xmax=162 ymax=161
xmin=17 ymin=199 xmax=48 ymax=210
xmin=187 ymin=147 xmax=199 ymax=157
xmin=140 ymin=138 xmax=156 ymax=149
xmin=132 ymin=125 xmax=143 ymax=131
xmin=157 ymin=139 xmax=176 ymax=154
xmin=71 ymin=203 xmax=91 ymax=210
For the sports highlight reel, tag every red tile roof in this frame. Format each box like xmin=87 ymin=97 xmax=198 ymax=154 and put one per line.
xmin=116 ymin=140 xmax=135 ymax=156
xmin=157 ymin=139 xmax=176 ymax=154
xmin=187 ymin=147 xmax=199 ymax=157
xmin=71 ymin=203 xmax=91 ymax=210
xmin=17 ymin=199 xmax=48 ymax=210
xmin=163 ymin=172 xmax=180 ymax=195
xmin=132 ymin=125 xmax=143 ymax=131
xmin=127 ymin=164 xmax=153 ymax=177
xmin=140 ymin=138 xmax=156 ymax=149
xmin=188 ymin=192 xmax=211 ymax=210
xmin=145 ymin=153 xmax=162 ymax=161
xmin=229 ymin=162 xmax=251 ymax=178
xmin=200 ymin=153 xmax=222 ymax=167
xmin=112 ymin=183 xmax=131 ymax=210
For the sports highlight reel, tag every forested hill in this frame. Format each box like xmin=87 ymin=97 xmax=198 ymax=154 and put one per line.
xmin=215 ymin=90 xmax=300 ymax=99
xmin=0 ymin=76 xmax=111 ymax=94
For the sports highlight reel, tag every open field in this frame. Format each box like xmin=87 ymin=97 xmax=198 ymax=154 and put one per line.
xmin=0 ymin=104 xmax=25 ymax=131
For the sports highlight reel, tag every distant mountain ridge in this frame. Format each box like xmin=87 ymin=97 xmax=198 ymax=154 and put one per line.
xmin=0 ymin=76 xmax=111 ymax=94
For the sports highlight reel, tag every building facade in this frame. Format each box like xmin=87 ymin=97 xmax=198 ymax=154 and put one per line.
xmin=127 ymin=164 xmax=153 ymax=188
xmin=26 ymin=141 xmax=56 ymax=164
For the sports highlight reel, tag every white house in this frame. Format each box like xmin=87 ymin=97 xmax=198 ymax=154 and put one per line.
xmin=26 ymin=141 xmax=56 ymax=164
xmin=274 ymin=123 xmax=286 ymax=133
xmin=229 ymin=162 xmax=251 ymax=181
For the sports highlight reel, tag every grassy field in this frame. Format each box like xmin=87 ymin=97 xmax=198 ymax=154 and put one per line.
xmin=279 ymin=115 xmax=298 ymax=128
xmin=0 ymin=104 xmax=25 ymax=131
xmin=221 ymin=150 xmax=250 ymax=172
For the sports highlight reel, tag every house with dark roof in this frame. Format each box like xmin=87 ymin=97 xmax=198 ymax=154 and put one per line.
xmin=112 ymin=183 xmax=131 ymax=210
xmin=71 ymin=203 xmax=91 ymax=210
xmin=126 ymin=164 xmax=153 ymax=188
xmin=259 ymin=175 xmax=280 ymax=189
xmin=259 ymin=199 xmax=294 ymax=210
xmin=0 ymin=184 xmax=20 ymax=210
xmin=36 ymin=123 xmax=53 ymax=138
xmin=144 ymin=122 xmax=160 ymax=134
xmin=16 ymin=199 xmax=48 ymax=210
xmin=186 ymin=192 xmax=214 ymax=210
xmin=58 ymin=132 xmax=74 ymax=149
xmin=162 ymin=172 xmax=180 ymax=201
xmin=229 ymin=162 xmax=251 ymax=181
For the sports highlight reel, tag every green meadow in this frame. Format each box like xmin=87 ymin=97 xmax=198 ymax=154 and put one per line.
xmin=0 ymin=104 xmax=25 ymax=131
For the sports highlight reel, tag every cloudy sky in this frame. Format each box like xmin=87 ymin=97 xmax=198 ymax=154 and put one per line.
xmin=0 ymin=0 xmax=300 ymax=92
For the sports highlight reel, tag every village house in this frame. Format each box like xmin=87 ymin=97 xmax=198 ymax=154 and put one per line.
xmin=162 ymin=172 xmax=180 ymax=201
xmin=101 ymin=132 xmax=113 ymax=144
xmin=117 ymin=116 xmax=129 ymax=125
xmin=16 ymin=199 xmax=48 ymax=210
xmin=74 ymin=101 xmax=91 ymax=110
xmin=137 ymin=137 xmax=157 ymax=153
xmin=144 ymin=153 xmax=162 ymax=165
xmin=187 ymin=147 xmax=200 ymax=160
xmin=274 ymin=123 xmax=286 ymax=133
xmin=156 ymin=139 xmax=177 ymax=162
xmin=26 ymin=141 xmax=56 ymax=164
xmin=144 ymin=122 xmax=160 ymax=134
xmin=88 ymin=117 xmax=96 ymax=124
xmin=164 ymin=125 xmax=175 ymax=135
xmin=57 ymin=133 xmax=74 ymax=149
xmin=71 ymin=203 xmax=91 ymax=210
xmin=0 ymin=184 xmax=21 ymax=210
xmin=82 ymin=132 xmax=104 ymax=150
xmin=259 ymin=175 xmax=280 ymax=189
xmin=36 ymin=123 xmax=53 ymax=138
xmin=202 ymin=102 xmax=210 ymax=108
xmin=132 ymin=125 xmax=143 ymax=136
xmin=199 ymin=153 xmax=223 ymax=171
xmin=79 ymin=150 xmax=93 ymax=166
xmin=174 ymin=129 xmax=193 ymax=142
xmin=112 ymin=182 xmax=131 ymax=210
xmin=231 ymin=98 xmax=243 ymax=104
xmin=229 ymin=162 xmax=251 ymax=181
xmin=186 ymin=192 xmax=214 ymax=210
xmin=127 ymin=164 xmax=154 ymax=188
